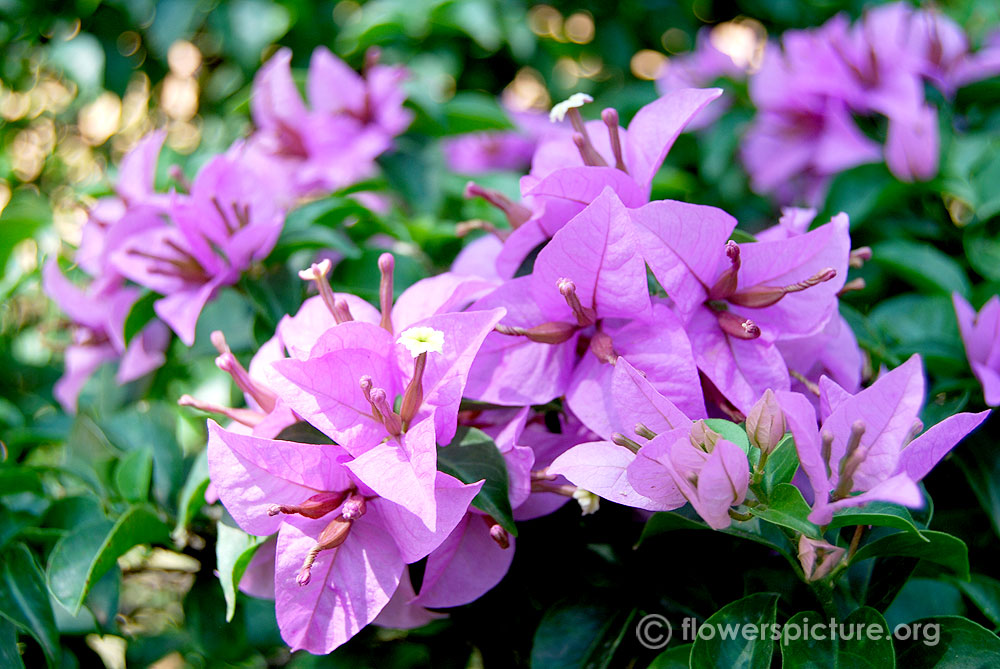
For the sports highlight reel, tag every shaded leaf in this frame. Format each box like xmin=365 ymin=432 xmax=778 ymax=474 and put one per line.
xmin=216 ymin=521 xmax=266 ymax=622
xmin=690 ymin=593 xmax=779 ymax=669
xmin=437 ymin=427 xmax=515 ymax=536
xmin=47 ymin=505 xmax=169 ymax=614
xmin=0 ymin=543 xmax=58 ymax=667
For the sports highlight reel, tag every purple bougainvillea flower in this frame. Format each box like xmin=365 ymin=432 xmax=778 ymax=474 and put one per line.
xmin=466 ymin=88 xmax=722 ymax=277
xmin=43 ymin=261 xmax=169 ymax=413
xmin=109 ymin=144 xmax=289 ymax=345
xmin=466 ymin=188 xmax=703 ymax=421
xmin=778 ymin=355 xmax=990 ymax=524
xmin=629 ymin=427 xmax=750 ymax=530
xmin=954 ymin=293 xmax=1000 ymax=406
xmin=250 ymin=46 xmax=412 ymax=194
xmin=207 ymin=420 xmax=480 ymax=653
xmin=631 ymin=199 xmax=850 ymax=413
xmin=549 ymin=358 xmax=693 ymax=512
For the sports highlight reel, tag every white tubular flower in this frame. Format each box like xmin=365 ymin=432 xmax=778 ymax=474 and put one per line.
xmin=397 ymin=326 xmax=445 ymax=357
xmin=572 ymin=488 xmax=600 ymax=515
xmin=549 ymin=92 xmax=594 ymax=122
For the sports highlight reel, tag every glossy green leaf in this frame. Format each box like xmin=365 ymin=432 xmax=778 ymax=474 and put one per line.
xmin=530 ymin=600 xmax=633 ymax=669
xmin=872 ymin=241 xmax=971 ymax=298
xmin=762 ymin=434 xmax=799 ymax=493
xmin=173 ymin=450 xmax=210 ymax=539
xmin=0 ymin=617 xmax=24 ymax=669
xmin=895 ymin=616 xmax=1000 ymax=667
xmin=963 ymin=224 xmax=1000 ymax=281
xmin=690 ymin=593 xmax=779 ymax=669
xmin=216 ymin=521 xmax=267 ymax=622
xmin=852 ymin=531 xmax=968 ymax=579
xmin=952 ymin=574 xmax=1000 ymax=629
xmin=648 ymin=643 xmax=693 ymax=668
xmin=750 ymin=483 xmax=820 ymax=539
xmin=122 ymin=291 xmax=158 ymax=345
xmin=827 ymin=503 xmax=926 ymax=538
xmin=0 ymin=543 xmax=58 ymax=667
xmin=47 ymin=505 xmax=169 ymax=614
xmin=114 ymin=447 xmax=153 ymax=502
xmin=437 ymin=426 xmax=515 ymax=536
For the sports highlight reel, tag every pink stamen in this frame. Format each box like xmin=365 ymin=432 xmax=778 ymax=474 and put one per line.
xmin=177 ymin=394 xmax=264 ymax=427
xmin=378 ymin=253 xmax=394 ymax=332
xmin=601 ymin=108 xmax=627 ymax=172
xmin=464 ymin=182 xmax=531 ymax=229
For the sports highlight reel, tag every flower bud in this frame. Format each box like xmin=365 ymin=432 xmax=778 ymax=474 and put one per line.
xmin=523 ymin=321 xmax=578 ymax=344
xmin=267 ymin=491 xmax=347 ymax=519
xmin=798 ymin=536 xmax=845 ymax=582
xmin=745 ymin=389 xmax=785 ymax=455
xmin=689 ymin=420 xmax=723 ymax=452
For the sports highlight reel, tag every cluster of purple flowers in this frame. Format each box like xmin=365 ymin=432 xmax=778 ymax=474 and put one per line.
xmin=181 ymin=86 xmax=987 ymax=653
xmin=657 ymin=2 xmax=1000 ymax=204
xmin=44 ymin=27 xmax=998 ymax=657
xmin=45 ymin=47 xmax=411 ymax=412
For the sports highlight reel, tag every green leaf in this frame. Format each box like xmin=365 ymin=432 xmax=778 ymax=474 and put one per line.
xmin=0 ymin=468 xmax=43 ymax=498
xmin=0 ymin=618 xmax=25 ymax=669
xmin=437 ymin=427 xmax=515 ymax=536
xmin=441 ymin=92 xmax=516 ymax=134
xmin=114 ymin=447 xmax=153 ymax=502
xmin=841 ymin=606 xmax=895 ymax=668
xmin=122 ymin=291 xmax=158 ymax=345
xmin=952 ymin=574 xmax=1000 ymax=629
xmin=963 ymin=224 xmax=1000 ymax=281
xmin=638 ymin=511 xmax=796 ymax=563
xmin=273 ymin=422 xmax=335 ymax=445
xmin=782 ymin=606 xmax=894 ymax=668
xmin=750 ymin=483 xmax=820 ymax=539
xmin=216 ymin=522 xmax=266 ymax=622
xmin=896 ymin=616 xmax=1000 ymax=667
xmin=530 ymin=601 xmax=633 ymax=669
xmin=762 ymin=435 xmax=798 ymax=493
xmin=780 ymin=610 xmax=834 ymax=668
xmin=173 ymin=451 xmax=210 ymax=539
xmin=872 ymin=241 xmax=971 ymax=298
xmin=827 ymin=503 xmax=926 ymax=537
xmin=819 ymin=164 xmax=896 ymax=228
xmin=47 ymin=504 xmax=169 ymax=614
xmin=852 ymin=531 xmax=969 ymax=579
xmin=637 ymin=511 xmax=707 ymax=546
xmin=0 ymin=543 xmax=58 ymax=667
xmin=648 ymin=643 xmax=693 ymax=668
xmin=0 ymin=509 xmax=34 ymax=552
xmin=690 ymin=593 xmax=779 ymax=669
xmin=704 ymin=419 xmax=751 ymax=451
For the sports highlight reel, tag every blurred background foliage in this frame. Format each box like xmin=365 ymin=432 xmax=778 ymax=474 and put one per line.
xmin=2 ymin=0 xmax=1000 ymax=667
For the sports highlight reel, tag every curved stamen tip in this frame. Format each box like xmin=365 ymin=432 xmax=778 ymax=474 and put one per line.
xmin=742 ymin=319 xmax=760 ymax=337
xmin=377 ymin=252 xmax=394 ymax=273
xmin=210 ymin=330 xmax=229 ymax=354
xmin=296 ymin=568 xmax=312 ymax=587
xmin=815 ymin=267 xmax=837 ymax=283
xmin=850 ymin=419 xmax=866 ymax=436
xmin=601 ymin=107 xmax=619 ymax=125
xmin=359 ymin=376 xmax=373 ymax=392
xmin=464 ymin=181 xmax=485 ymax=200
xmin=725 ymin=240 xmax=741 ymax=262
xmin=298 ymin=259 xmax=332 ymax=281
xmin=558 ymin=278 xmax=577 ymax=297
xmin=550 ymin=92 xmax=594 ymax=122
xmin=267 ymin=504 xmax=282 ymax=516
